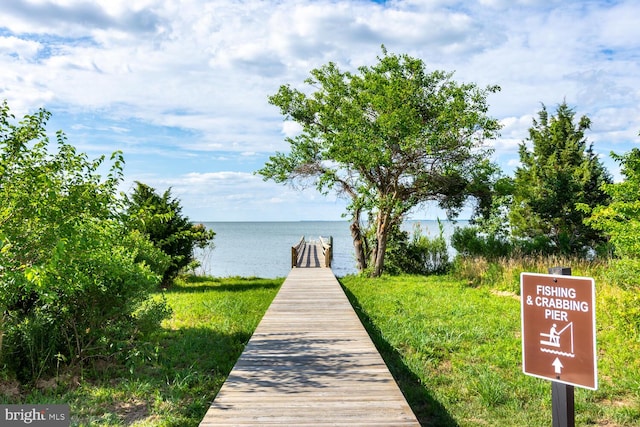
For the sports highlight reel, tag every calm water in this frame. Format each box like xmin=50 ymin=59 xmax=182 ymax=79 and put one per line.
xmin=193 ymin=220 xmax=466 ymax=278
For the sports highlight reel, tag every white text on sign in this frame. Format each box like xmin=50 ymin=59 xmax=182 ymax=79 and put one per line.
xmin=525 ymin=285 xmax=590 ymax=321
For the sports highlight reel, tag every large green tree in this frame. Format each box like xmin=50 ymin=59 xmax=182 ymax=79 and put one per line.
xmin=510 ymin=102 xmax=612 ymax=255
xmin=258 ymin=49 xmax=501 ymax=276
xmin=0 ymin=101 xmax=171 ymax=381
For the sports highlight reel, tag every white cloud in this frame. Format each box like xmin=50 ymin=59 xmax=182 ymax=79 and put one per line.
xmin=507 ymin=158 xmax=521 ymax=168
xmin=500 ymin=115 xmax=535 ymax=139
xmin=281 ymin=121 xmax=302 ymax=138
xmin=493 ymin=138 xmax=523 ymax=153
xmin=0 ymin=0 xmax=638 ymax=220
xmin=134 ymin=170 xmax=347 ymax=221
xmin=598 ymin=1 xmax=640 ymax=47
xmin=0 ymin=0 xmax=163 ymax=37
xmin=0 ymin=36 xmax=41 ymax=60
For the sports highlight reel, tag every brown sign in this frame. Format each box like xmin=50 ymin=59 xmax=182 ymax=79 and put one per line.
xmin=520 ymin=273 xmax=597 ymax=390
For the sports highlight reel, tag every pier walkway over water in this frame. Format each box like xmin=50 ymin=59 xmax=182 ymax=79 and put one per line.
xmin=199 ymin=237 xmax=419 ymax=426
xmin=291 ymin=236 xmax=333 ymax=268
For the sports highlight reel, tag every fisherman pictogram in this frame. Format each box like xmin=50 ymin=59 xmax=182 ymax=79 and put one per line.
xmin=540 ymin=322 xmax=575 ymax=357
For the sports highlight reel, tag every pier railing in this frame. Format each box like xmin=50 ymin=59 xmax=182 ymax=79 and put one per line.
xmin=291 ymin=236 xmax=333 ymax=268
xmin=319 ymin=236 xmax=333 ymax=268
xmin=291 ymin=236 xmax=306 ymax=268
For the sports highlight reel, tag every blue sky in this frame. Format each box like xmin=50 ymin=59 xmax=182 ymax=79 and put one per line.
xmin=1 ymin=0 xmax=639 ymax=221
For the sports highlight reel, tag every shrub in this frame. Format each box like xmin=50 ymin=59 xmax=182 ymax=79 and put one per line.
xmin=451 ymin=226 xmax=512 ymax=259
xmin=384 ymin=221 xmax=450 ymax=275
xmin=124 ymin=182 xmax=215 ymax=286
xmin=409 ymin=221 xmax=450 ymax=274
xmin=602 ymin=258 xmax=640 ymax=290
xmin=0 ymin=102 xmax=171 ymax=382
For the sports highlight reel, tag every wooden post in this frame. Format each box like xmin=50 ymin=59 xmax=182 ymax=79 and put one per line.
xmin=329 ymin=236 xmax=333 ymax=264
xmin=325 ymin=236 xmax=333 ymax=268
xmin=291 ymin=246 xmax=297 ymax=268
xmin=548 ymin=266 xmax=575 ymax=427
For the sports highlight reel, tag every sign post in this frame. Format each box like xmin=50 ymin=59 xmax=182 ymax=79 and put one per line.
xmin=521 ymin=268 xmax=597 ymax=427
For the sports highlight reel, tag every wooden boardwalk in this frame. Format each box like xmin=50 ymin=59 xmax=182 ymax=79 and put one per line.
xmin=199 ymin=264 xmax=419 ymax=426
xmin=295 ymin=241 xmax=325 ymax=268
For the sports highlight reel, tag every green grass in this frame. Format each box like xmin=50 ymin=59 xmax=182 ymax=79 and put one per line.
xmin=3 ymin=270 xmax=638 ymax=426
xmin=0 ymin=276 xmax=282 ymax=426
xmin=340 ymin=274 xmax=640 ymax=426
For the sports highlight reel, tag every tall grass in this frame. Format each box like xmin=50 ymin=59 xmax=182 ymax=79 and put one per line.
xmin=341 ymin=263 xmax=640 ymax=426
xmin=451 ymin=255 xmax=639 ymax=358
xmin=451 ymin=255 xmax=610 ymax=292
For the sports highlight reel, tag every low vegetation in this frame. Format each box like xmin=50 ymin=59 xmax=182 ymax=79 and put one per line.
xmin=2 ymin=264 xmax=637 ymax=426
xmin=0 ymin=102 xmax=214 ymax=384
xmin=341 ymin=270 xmax=640 ymax=426
xmin=0 ymin=276 xmax=282 ymax=426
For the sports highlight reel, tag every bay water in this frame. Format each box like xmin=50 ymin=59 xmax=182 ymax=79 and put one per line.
xmin=193 ymin=220 xmax=466 ymax=278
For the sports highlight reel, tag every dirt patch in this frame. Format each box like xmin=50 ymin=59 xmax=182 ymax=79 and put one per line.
xmin=35 ymin=377 xmax=58 ymax=391
xmin=438 ymin=359 xmax=452 ymax=373
xmin=116 ymin=399 xmax=149 ymax=425
xmin=0 ymin=379 xmax=21 ymax=399
xmin=491 ymin=289 xmax=521 ymax=301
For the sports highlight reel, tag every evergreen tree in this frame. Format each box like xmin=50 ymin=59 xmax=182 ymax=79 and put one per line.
xmin=510 ymin=102 xmax=611 ymax=255
xmin=124 ymin=182 xmax=215 ymax=286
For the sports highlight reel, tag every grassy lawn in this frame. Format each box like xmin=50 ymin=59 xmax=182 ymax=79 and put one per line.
xmin=340 ymin=274 xmax=640 ymax=426
xmin=3 ymin=272 xmax=638 ymax=426
xmin=0 ymin=276 xmax=282 ymax=426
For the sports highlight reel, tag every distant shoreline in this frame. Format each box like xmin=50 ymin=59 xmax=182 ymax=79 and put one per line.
xmin=192 ymin=220 xmax=467 ymax=278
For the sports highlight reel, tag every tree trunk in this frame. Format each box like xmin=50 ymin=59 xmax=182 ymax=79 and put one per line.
xmin=371 ymin=211 xmax=390 ymax=277
xmin=350 ymin=207 xmax=367 ymax=272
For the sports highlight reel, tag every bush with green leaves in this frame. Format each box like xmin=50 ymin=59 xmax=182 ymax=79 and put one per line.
xmin=0 ymin=101 xmax=171 ymax=382
xmin=383 ymin=221 xmax=450 ymax=275
xmin=450 ymin=226 xmax=512 ymax=259
xmin=409 ymin=221 xmax=451 ymax=275
xmin=583 ymin=146 xmax=640 ymax=288
xmin=123 ymin=182 xmax=215 ymax=287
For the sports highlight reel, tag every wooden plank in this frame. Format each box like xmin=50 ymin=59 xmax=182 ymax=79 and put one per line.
xmin=199 ymin=268 xmax=419 ymax=426
xmin=295 ymin=243 xmax=325 ymax=268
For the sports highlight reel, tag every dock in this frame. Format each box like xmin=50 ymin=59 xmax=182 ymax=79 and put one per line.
xmin=199 ymin=240 xmax=419 ymax=426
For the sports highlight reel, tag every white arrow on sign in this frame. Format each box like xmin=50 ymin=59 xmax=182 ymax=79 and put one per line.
xmin=552 ymin=357 xmax=564 ymax=375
